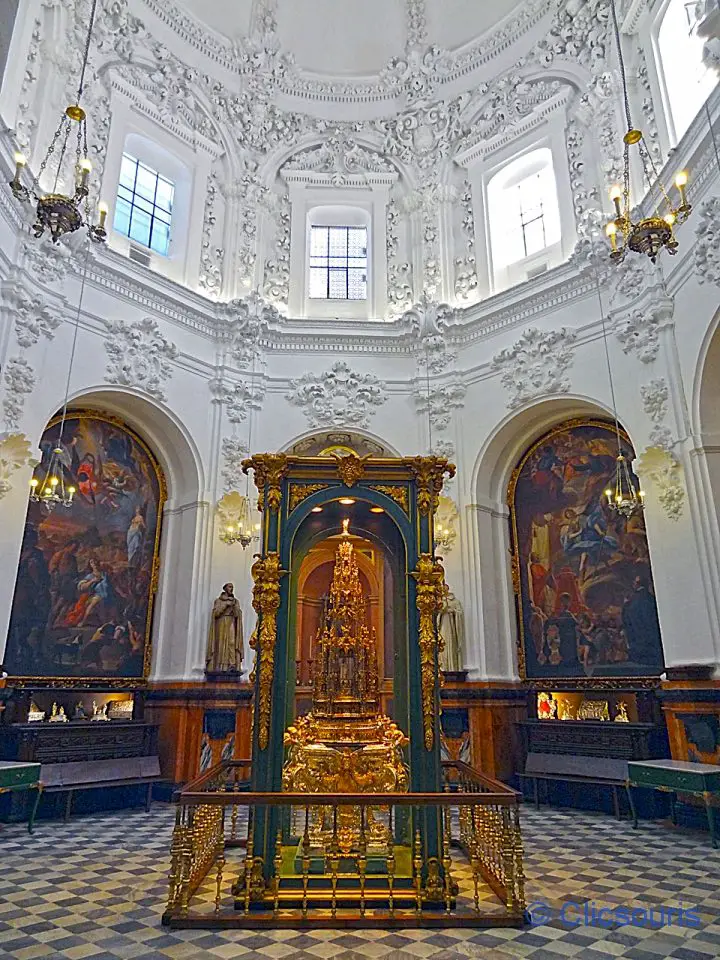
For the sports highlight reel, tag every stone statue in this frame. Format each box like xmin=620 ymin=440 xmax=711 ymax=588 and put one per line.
xmin=206 ymin=583 xmax=243 ymax=673
xmin=438 ymin=591 xmax=464 ymax=673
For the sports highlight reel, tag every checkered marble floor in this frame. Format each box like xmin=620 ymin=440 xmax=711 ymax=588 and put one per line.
xmin=1 ymin=803 xmax=719 ymax=959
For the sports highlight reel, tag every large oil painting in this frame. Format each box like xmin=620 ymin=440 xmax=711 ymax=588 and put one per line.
xmin=5 ymin=413 xmax=165 ymax=682
xmin=509 ymin=420 xmax=664 ymax=680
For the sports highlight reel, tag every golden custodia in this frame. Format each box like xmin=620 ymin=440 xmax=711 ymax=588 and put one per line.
xmin=283 ymin=523 xmax=408 ymax=855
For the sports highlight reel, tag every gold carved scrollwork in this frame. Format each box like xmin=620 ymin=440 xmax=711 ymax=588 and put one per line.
xmin=333 ymin=452 xmax=371 ymax=487
xmin=242 ymin=454 xmax=288 ymax=513
xmin=509 ymin=551 xmax=521 ymax=596
xmin=407 ymin=456 xmax=456 ymax=516
xmin=288 ymin=483 xmax=330 ymax=512
xmin=251 ymin=552 xmax=287 ymax=750
xmin=370 ymin=485 xmax=409 ymax=514
xmin=411 ymin=554 xmax=448 ymax=750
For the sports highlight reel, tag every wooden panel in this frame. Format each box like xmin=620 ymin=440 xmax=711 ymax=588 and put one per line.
xmin=661 ymin=680 xmax=720 ymax=766
xmin=0 ymin=722 xmax=158 ymax=764
xmin=518 ymin=719 xmax=668 ymax=760
xmin=145 ymin=681 xmax=253 ymax=785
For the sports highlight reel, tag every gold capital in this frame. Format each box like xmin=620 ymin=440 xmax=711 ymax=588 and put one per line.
xmin=406 ymin=456 xmax=456 ymax=516
xmin=242 ymin=454 xmax=288 ymax=513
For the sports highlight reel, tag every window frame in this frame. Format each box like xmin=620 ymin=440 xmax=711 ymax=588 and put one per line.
xmin=652 ymin=0 xmax=718 ymax=148
xmin=114 ymin=153 xmax=175 ymax=257
xmin=308 ymin=224 xmax=369 ymax=302
xmin=516 ymin=173 xmax=548 ymax=260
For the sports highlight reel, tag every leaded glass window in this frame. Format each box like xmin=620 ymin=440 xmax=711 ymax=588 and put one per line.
xmin=113 ymin=154 xmax=174 ymax=256
xmin=309 ymin=225 xmax=368 ymax=300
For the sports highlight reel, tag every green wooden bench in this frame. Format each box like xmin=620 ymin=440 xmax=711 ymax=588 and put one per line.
xmin=0 ymin=760 xmax=41 ymax=834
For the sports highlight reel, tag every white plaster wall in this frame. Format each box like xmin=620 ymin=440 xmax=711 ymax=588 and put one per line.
xmin=1 ymin=0 xmax=720 ymax=684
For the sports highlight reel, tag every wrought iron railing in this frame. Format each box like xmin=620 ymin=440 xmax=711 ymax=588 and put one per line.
xmin=163 ymin=759 xmax=526 ymax=928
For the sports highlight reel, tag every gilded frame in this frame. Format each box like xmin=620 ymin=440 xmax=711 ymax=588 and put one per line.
xmin=6 ymin=410 xmax=167 ymax=689
xmin=507 ymin=417 xmax=663 ymax=689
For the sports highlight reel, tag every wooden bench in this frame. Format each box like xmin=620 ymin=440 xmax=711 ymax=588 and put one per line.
xmin=31 ymin=756 xmax=167 ymax=826
xmin=518 ymin=752 xmax=632 ymax=820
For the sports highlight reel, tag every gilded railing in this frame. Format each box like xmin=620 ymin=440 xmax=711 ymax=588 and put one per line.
xmin=444 ymin=760 xmax=526 ymax=914
xmin=163 ymin=759 xmax=526 ymax=928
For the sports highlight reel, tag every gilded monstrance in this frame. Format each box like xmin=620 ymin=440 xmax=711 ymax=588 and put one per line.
xmin=283 ymin=524 xmax=408 ymax=854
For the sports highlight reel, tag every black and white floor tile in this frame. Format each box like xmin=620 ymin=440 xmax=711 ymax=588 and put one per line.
xmin=1 ymin=804 xmax=719 ymax=959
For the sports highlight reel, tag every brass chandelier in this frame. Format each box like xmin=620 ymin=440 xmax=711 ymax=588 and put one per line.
xmin=220 ymin=350 xmax=260 ymax=550
xmin=433 ymin=524 xmax=454 ymax=551
xmin=605 ymin=0 xmax=691 ymax=264
xmin=29 ymin=250 xmax=93 ymax=511
xmin=220 ymin=494 xmax=260 ymax=549
xmin=9 ymin=0 xmax=107 ymax=245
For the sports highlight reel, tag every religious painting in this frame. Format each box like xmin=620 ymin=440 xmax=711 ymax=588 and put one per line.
xmin=5 ymin=412 xmax=165 ymax=683
xmin=508 ymin=420 xmax=664 ymax=680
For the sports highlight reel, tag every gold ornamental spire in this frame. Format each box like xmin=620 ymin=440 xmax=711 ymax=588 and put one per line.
xmin=312 ymin=528 xmax=378 ymax=717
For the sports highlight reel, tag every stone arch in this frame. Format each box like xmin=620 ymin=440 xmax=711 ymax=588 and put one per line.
xmin=689 ymin=306 xmax=720 ymax=634
xmin=473 ymin=395 xmax=619 ymax=506
xmin=279 ymin=427 xmax=401 ymax=458
xmin=28 ymin=387 xmax=208 ymax=681
xmin=463 ymin=396 xmax=623 ymax=681
xmin=58 ymin=387 xmax=205 ymax=506
xmin=694 ymin=305 xmax=720 ymax=443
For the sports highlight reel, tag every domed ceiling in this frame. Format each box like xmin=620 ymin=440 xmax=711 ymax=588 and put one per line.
xmin=174 ymin=0 xmax=526 ymax=76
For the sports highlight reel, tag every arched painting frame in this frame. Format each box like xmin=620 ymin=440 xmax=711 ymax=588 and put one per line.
xmin=508 ymin=418 xmax=665 ymax=684
xmin=5 ymin=411 xmax=166 ymax=687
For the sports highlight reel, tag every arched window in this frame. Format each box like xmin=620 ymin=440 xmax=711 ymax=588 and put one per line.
xmin=486 ymin=147 xmax=562 ymax=288
xmin=657 ymin=0 xmax=717 ymax=143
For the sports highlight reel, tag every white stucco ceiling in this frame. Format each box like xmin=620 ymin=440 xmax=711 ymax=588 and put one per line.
xmin=173 ymin=0 xmax=524 ymax=76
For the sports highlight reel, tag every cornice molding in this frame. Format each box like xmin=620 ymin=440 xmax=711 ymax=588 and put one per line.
xmin=138 ymin=0 xmax=554 ymax=108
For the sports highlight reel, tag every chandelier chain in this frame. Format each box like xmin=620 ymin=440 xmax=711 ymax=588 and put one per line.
xmin=75 ymin=0 xmax=99 ymax=105
xmin=707 ymin=100 xmax=720 ymax=171
xmin=610 ymin=0 xmax=633 ymax=134
xmin=594 ymin=276 xmax=623 ymax=455
xmin=57 ymin=240 xmax=92 ymax=444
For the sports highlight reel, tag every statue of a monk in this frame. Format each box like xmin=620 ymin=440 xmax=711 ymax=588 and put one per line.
xmin=206 ymin=583 xmax=243 ymax=673
xmin=438 ymin=591 xmax=464 ymax=673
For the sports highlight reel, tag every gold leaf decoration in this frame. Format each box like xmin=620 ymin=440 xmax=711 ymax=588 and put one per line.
xmin=333 ymin=452 xmax=371 ymax=487
xmin=242 ymin=454 xmax=288 ymax=512
xmin=251 ymin=552 xmax=287 ymax=750
xmin=406 ymin=456 xmax=456 ymax=515
xmin=288 ymin=483 xmax=329 ymax=512
xmin=411 ymin=554 xmax=448 ymax=750
xmin=370 ymin=484 xmax=409 ymax=514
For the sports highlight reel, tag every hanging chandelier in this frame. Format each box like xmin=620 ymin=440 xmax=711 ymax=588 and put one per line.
xmin=220 ymin=495 xmax=260 ymax=549
xmin=605 ymin=453 xmax=645 ymax=518
xmin=605 ymin=0 xmax=691 ymax=264
xmin=219 ymin=344 xmax=261 ymax=549
xmin=433 ymin=524 xmax=454 ymax=551
xmin=29 ymin=246 xmax=94 ymax=510
xmin=8 ymin=0 xmax=107 ymax=245
xmin=29 ymin=447 xmax=76 ymax=509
